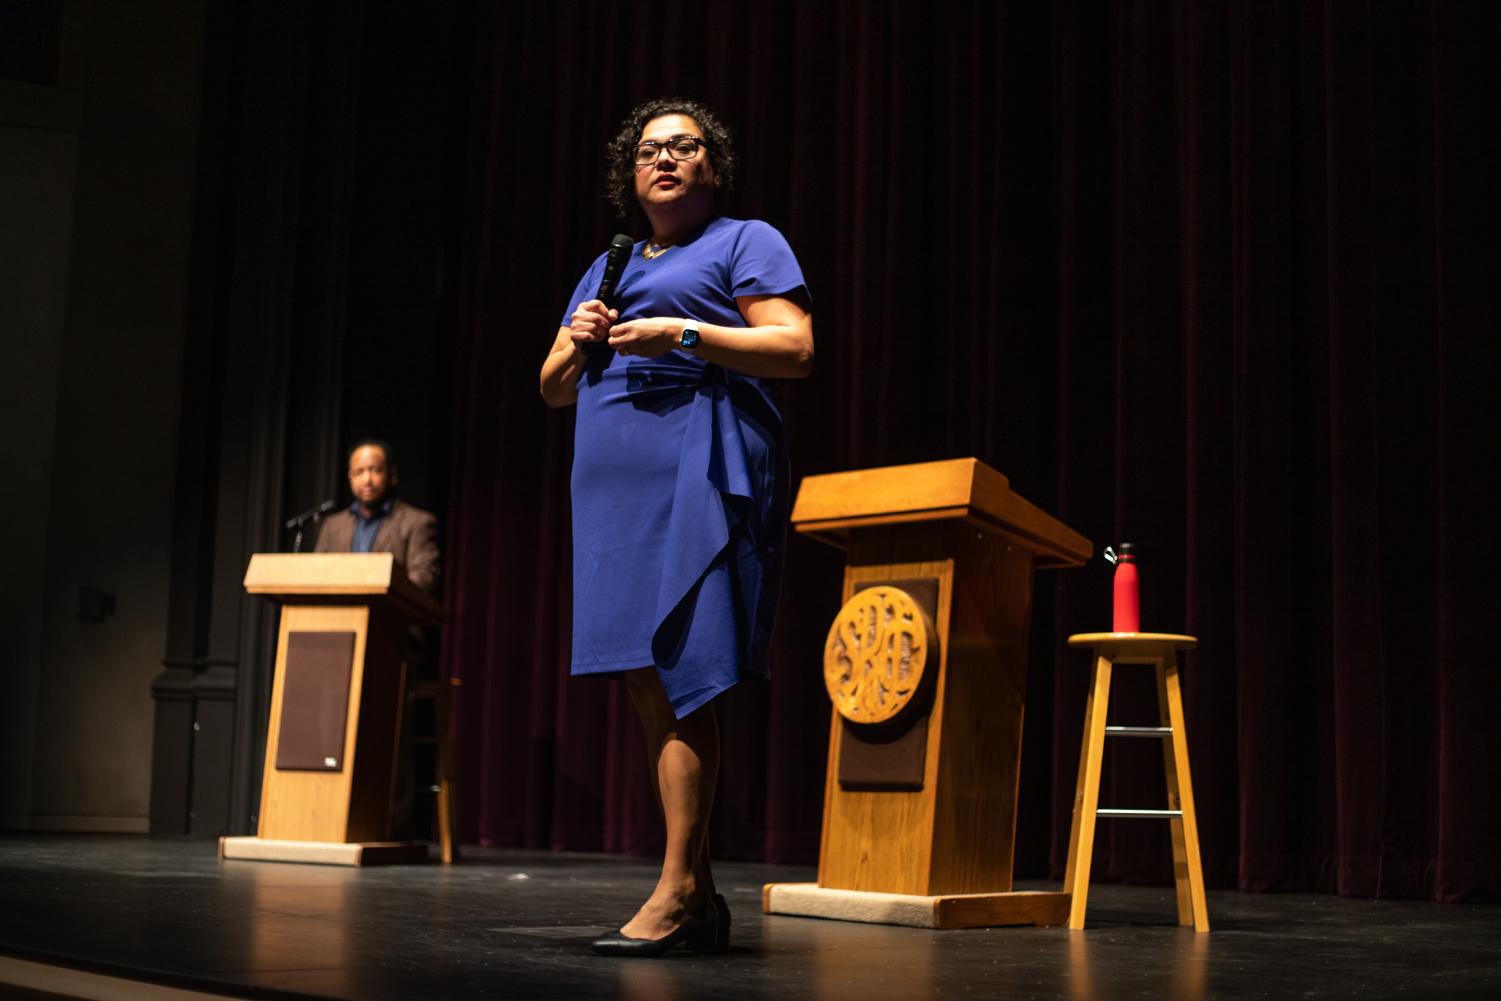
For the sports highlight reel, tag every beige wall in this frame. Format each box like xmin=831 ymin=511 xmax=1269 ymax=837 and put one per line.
xmin=0 ymin=1 xmax=205 ymax=831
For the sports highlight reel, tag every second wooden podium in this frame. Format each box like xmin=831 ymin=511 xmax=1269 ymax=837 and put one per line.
xmin=220 ymin=553 xmax=442 ymax=866
xmin=763 ymin=458 xmax=1091 ymax=927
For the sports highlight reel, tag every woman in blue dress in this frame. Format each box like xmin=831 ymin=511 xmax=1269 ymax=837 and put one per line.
xmin=539 ymin=98 xmax=813 ymax=956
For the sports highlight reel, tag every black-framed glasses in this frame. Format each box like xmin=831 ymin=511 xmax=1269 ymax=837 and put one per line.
xmin=632 ymin=136 xmax=707 ymax=166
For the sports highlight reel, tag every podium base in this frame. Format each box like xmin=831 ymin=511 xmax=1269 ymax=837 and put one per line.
xmin=762 ymin=882 xmax=1069 ymax=929
xmin=219 ymin=836 xmax=429 ymax=867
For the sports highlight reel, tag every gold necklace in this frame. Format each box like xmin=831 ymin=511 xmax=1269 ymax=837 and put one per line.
xmin=642 ymin=239 xmax=672 ymax=260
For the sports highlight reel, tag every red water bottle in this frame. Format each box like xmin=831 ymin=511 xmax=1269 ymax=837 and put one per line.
xmin=1108 ymin=542 xmax=1139 ymax=632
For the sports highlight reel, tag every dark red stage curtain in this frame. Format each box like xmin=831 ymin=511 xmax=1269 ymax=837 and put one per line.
xmin=439 ymin=1 xmax=1498 ymax=901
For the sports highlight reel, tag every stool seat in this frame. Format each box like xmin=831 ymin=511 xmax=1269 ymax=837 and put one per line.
xmin=1067 ymin=632 xmax=1197 ymax=651
xmin=1063 ymin=631 xmax=1208 ymax=932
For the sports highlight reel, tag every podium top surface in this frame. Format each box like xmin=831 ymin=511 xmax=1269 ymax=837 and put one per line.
xmin=791 ymin=457 xmax=1091 ymax=567
xmin=243 ymin=553 xmax=443 ymax=625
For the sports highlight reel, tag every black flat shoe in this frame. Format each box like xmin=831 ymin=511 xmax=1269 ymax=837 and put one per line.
xmin=711 ymin=893 xmax=731 ymax=953
xmin=591 ymin=903 xmax=718 ymax=957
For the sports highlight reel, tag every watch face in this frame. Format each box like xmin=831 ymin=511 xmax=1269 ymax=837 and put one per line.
xmin=681 ymin=325 xmax=700 ymax=350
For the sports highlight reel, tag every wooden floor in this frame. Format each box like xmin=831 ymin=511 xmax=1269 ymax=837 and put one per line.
xmin=1 ymin=834 xmax=1498 ymax=1000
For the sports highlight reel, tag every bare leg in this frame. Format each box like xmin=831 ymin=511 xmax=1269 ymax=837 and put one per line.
xmin=620 ymin=667 xmax=719 ymax=939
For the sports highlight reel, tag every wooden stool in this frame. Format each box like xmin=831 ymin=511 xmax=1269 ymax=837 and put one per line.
xmin=411 ymin=676 xmax=461 ymax=863
xmin=1063 ymin=633 xmax=1208 ymax=931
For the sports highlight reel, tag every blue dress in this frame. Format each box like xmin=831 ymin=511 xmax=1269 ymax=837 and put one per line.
xmin=561 ymin=217 xmax=807 ymax=718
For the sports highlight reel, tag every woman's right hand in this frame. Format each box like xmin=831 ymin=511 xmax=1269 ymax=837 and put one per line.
xmin=570 ymin=299 xmax=618 ymax=347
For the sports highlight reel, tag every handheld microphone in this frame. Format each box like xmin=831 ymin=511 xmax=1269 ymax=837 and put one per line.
xmin=596 ymin=233 xmax=634 ymax=310
xmin=583 ymin=233 xmax=634 ymax=355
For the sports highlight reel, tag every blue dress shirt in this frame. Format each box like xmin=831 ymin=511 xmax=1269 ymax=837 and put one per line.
xmin=350 ymin=499 xmax=393 ymax=553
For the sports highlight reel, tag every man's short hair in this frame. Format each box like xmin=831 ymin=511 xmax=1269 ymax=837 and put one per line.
xmin=348 ymin=437 xmax=397 ymax=469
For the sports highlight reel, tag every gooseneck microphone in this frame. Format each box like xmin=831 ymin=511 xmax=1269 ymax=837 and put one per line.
xmin=285 ymin=498 xmax=337 ymax=531
xmin=583 ymin=233 xmax=634 ymax=356
xmin=286 ymin=499 xmax=337 ymax=553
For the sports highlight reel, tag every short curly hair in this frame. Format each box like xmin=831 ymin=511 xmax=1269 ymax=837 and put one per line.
xmin=348 ymin=437 xmax=397 ymax=469
xmin=605 ymin=97 xmax=737 ymax=220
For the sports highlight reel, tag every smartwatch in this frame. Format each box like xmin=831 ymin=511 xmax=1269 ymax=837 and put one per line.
xmin=679 ymin=321 xmax=701 ymax=354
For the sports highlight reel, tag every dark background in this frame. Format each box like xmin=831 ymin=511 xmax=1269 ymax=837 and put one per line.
xmin=5 ymin=1 xmax=1496 ymax=903
xmin=437 ymin=1 xmax=1499 ymax=902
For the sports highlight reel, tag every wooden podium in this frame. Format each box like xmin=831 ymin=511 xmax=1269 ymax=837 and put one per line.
xmin=220 ymin=553 xmax=442 ymax=866
xmin=763 ymin=458 xmax=1091 ymax=928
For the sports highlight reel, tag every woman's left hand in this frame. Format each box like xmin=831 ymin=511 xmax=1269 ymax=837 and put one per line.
xmin=606 ymin=317 xmax=684 ymax=358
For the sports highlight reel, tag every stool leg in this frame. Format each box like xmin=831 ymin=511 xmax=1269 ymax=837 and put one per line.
xmin=1065 ymin=654 xmax=1114 ymax=930
xmin=434 ymin=683 xmax=458 ymax=864
xmin=1155 ymin=660 xmax=1193 ymax=927
xmin=1063 ymin=656 xmax=1100 ymax=896
xmin=1158 ymin=654 xmax=1208 ymax=931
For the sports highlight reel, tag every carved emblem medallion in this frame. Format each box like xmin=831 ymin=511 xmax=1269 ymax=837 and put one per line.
xmin=823 ymin=586 xmax=933 ymax=724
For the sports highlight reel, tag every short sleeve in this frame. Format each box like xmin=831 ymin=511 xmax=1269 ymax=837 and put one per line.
xmin=560 ymin=252 xmax=609 ymax=327
xmin=729 ymin=221 xmax=808 ymax=302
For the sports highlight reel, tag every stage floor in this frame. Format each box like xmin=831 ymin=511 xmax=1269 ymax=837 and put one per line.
xmin=1 ymin=835 xmax=1497 ymax=1000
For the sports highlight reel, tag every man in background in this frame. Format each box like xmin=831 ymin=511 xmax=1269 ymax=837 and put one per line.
xmin=315 ymin=437 xmax=440 ymax=841
xmin=315 ymin=438 xmax=440 ymax=594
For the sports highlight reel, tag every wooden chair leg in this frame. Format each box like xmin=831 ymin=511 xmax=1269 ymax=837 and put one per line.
xmin=1160 ymin=654 xmax=1208 ymax=931
xmin=1066 ymin=654 xmax=1114 ymax=930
